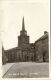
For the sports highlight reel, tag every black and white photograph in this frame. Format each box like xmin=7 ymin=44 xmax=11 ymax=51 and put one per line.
xmin=0 ymin=0 xmax=50 ymax=78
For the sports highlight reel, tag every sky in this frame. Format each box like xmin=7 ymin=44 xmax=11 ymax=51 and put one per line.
xmin=0 ymin=0 xmax=50 ymax=50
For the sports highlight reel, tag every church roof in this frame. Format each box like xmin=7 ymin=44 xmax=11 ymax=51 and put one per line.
xmin=4 ymin=47 xmax=17 ymax=52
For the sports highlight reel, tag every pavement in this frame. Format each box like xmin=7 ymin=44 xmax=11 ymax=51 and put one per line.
xmin=2 ymin=62 xmax=49 ymax=78
xmin=2 ymin=63 xmax=15 ymax=77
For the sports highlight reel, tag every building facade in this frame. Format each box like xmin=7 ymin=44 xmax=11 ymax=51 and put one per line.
xmin=16 ymin=17 xmax=35 ymax=62
xmin=5 ymin=47 xmax=17 ymax=62
xmin=2 ymin=17 xmax=49 ymax=64
xmin=34 ymin=31 xmax=49 ymax=62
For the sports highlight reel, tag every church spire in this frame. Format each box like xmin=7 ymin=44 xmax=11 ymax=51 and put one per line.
xmin=22 ymin=17 xmax=25 ymax=31
xmin=20 ymin=16 xmax=27 ymax=36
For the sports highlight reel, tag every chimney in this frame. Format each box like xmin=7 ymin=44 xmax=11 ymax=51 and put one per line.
xmin=44 ymin=31 xmax=48 ymax=34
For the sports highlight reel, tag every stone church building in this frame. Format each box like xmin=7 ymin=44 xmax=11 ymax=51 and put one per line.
xmin=2 ymin=17 xmax=49 ymax=64
xmin=16 ymin=17 xmax=35 ymax=62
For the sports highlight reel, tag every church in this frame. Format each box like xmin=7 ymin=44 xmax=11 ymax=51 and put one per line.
xmin=16 ymin=17 xmax=35 ymax=62
xmin=2 ymin=17 xmax=49 ymax=64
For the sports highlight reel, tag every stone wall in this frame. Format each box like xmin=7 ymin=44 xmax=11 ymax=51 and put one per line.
xmin=35 ymin=32 xmax=49 ymax=62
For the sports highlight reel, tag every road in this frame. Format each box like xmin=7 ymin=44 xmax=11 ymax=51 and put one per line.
xmin=3 ymin=62 xmax=49 ymax=78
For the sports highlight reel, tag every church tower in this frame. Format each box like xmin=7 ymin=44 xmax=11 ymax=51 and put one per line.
xmin=18 ymin=17 xmax=29 ymax=48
